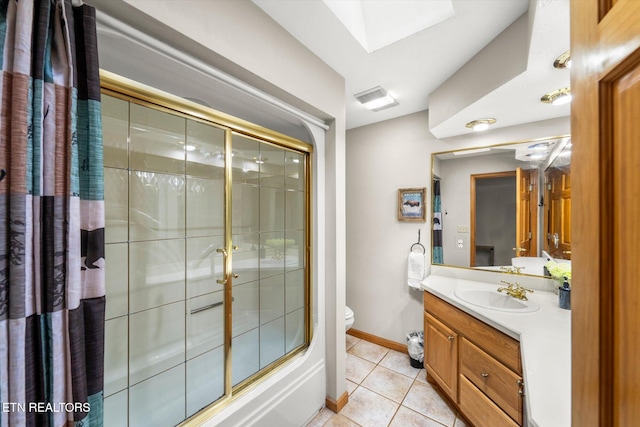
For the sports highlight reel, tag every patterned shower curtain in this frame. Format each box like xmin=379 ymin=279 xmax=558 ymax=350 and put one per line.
xmin=432 ymin=179 xmax=443 ymax=264
xmin=0 ymin=1 xmax=104 ymax=426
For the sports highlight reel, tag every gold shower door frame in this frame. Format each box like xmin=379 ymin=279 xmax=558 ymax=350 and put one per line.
xmin=100 ymin=70 xmax=313 ymax=425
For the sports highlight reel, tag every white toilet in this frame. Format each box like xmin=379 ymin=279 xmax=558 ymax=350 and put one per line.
xmin=345 ymin=306 xmax=355 ymax=331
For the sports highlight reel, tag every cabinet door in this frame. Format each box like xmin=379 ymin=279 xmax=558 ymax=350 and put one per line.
xmin=425 ymin=312 xmax=458 ymax=400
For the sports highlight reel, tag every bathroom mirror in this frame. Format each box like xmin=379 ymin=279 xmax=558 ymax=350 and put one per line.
xmin=431 ymin=135 xmax=571 ymax=277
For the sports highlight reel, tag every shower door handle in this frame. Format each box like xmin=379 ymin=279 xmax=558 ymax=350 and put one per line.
xmin=217 ymin=246 xmax=240 ymax=285
xmin=217 ymin=274 xmax=238 ymax=285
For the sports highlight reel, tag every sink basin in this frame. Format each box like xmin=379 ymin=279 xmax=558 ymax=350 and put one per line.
xmin=454 ymin=289 xmax=540 ymax=313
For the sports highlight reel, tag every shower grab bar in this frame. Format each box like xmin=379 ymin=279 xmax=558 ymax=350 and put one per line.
xmin=189 ymin=296 xmax=234 ymax=315
xmin=190 ymin=301 xmax=223 ymax=315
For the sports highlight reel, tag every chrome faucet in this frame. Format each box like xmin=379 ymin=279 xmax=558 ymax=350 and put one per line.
xmin=497 ymin=281 xmax=533 ymax=301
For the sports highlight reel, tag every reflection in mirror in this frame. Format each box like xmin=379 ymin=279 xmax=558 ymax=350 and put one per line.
xmin=431 ymin=135 xmax=571 ymax=277
xmin=543 ymin=139 xmax=571 ymax=261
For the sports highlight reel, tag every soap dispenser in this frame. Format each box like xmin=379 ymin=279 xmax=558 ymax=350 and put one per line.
xmin=558 ymin=276 xmax=571 ymax=310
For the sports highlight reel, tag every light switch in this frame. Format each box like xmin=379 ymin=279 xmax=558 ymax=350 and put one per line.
xmin=457 ymin=225 xmax=469 ymax=233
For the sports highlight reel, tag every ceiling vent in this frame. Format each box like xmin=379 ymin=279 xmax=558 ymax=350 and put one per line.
xmin=354 ymin=86 xmax=399 ymax=111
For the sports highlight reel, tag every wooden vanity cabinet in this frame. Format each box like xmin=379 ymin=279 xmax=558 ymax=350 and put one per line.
xmin=424 ymin=291 xmax=524 ymax=426
xmin=424 ymin=312 xmax=458 ymax=400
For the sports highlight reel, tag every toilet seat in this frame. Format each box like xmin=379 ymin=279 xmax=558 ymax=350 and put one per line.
xmin=345 ymin=306 xmax=354 ymax=320
xmin=345 ymin=306 xmax=355 ymax=331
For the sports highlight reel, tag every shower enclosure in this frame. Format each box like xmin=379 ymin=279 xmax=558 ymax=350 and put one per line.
xmin=101 ymin=73 xmax=311 ymax=426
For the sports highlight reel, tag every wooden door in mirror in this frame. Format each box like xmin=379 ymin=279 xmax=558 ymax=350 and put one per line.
xmin=544 ymin=166 xmax=571 ymax=260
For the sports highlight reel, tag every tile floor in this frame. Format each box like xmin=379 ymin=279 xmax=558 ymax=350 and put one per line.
xmin=306 ymin=335 xmax=469 ymax=427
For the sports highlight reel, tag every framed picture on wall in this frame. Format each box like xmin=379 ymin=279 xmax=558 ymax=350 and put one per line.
xmin=398 ymin=188 xmax=426 ymax=222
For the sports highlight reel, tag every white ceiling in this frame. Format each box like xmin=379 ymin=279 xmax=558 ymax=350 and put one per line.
xmin=252 ymin=0 xmax=571 ymax=138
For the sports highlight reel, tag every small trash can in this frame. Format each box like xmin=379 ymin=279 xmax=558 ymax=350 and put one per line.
xmin=406 ymin=330 xmax=424 ymax=368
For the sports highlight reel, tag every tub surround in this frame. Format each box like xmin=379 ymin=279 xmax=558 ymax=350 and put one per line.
xmin=422 ymin=272 xmax=571 ymax=427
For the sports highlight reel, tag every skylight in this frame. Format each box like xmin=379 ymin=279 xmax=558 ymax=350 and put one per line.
xmin=323 ymin=0 xmax=455 ymax=53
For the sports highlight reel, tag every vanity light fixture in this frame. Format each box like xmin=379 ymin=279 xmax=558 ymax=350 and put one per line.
xmin=553 ymin=50 xmax=571 ymax=69
xmin=465 ymin=118 xmax=496 ymax=132
xmin=354 ymin=86 xmax=399 ymax=112
xmin=541 ymin=88 xmax=572 ymax=105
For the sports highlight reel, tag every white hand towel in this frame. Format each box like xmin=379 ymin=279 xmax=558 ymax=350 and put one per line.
xmin=407 ymin=251 xmax=425 ymax=289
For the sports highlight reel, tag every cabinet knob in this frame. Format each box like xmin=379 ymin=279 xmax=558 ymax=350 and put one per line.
xmin=447 ymin=336 xmax=454 ymax=341
xmin=481 ymin=372 xmax=489 ymax=378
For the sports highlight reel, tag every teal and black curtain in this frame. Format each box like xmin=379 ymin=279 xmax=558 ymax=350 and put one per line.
xmin=0 ymin=1 xmax=104 ymax=426
xmin=432 ymin=179 xmax=443 ymax=264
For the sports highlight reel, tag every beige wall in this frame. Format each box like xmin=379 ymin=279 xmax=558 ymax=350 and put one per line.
xmin=346 ymin=111 xmax=445 ymax=342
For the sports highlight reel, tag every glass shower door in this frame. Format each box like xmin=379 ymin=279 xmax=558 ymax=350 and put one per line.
xmin=101 ymin=84 xmax=310 ymax=426
xmin=184 ymin=119 xmax=227 ymax=416
xmin=102 ymin=95 xmax=229 ymax=426
xmin=230 ymin=133 xmax=307 ymax=387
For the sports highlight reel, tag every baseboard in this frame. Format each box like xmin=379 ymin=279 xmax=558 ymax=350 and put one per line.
xmin=325 ymin=391 xmax=348 ymax=413
xmin=347 ymin=329 xmax=407 ymax=353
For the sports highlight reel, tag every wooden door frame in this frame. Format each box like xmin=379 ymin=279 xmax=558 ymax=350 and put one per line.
xmin=571 ymin=0 xmax=640 ymax=425
xmin=469 ymin=171 xmax=516 ymax=267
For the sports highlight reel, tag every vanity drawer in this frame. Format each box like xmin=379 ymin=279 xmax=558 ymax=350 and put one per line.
xmin=459 ymin=375 xmax=519 ymax=427
xmin=460 ymin=338 xmax=523 ymax=424
xmin=424 ymin=291 xmax=521 ymax=374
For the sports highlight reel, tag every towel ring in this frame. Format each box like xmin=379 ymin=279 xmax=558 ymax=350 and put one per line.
xmin=410 ymin=229 xmax=426 ymax=253
xmin=411 ymin=242 xmax=426 ymax=253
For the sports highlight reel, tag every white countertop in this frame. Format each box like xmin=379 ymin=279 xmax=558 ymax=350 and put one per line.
xmin=422 ymin=274 xmax=571 ymax=427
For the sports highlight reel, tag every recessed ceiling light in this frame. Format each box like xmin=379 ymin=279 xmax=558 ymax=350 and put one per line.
xmin=541 ymin=88 xmax=572 ymax=105
xmin=253 ymin=156 xmax=268 ymax=164
xmin=465 ymin=118 xmax=496 ymax=132
xmin=354 ymin=86 xmax=399 ymax=112
xmin=553 ymin=50 xmax=571 ymax=69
